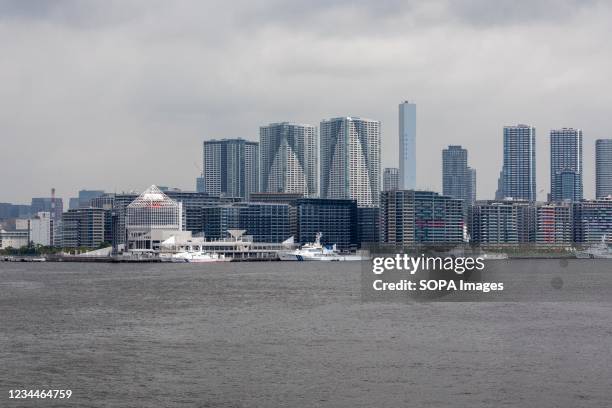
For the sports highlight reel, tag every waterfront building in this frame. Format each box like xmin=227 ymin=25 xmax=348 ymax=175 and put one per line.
xmin=442 ymin=145 xmax=476 ymax=205
xmin=468 ymin=200 xmax=535 ymax=245
xmin=202 ymin=138 xmax=259 ymax=199
xmin=320 ymin=117 xmax=381 ymax=207
xmin=383 ymin=167 xmax=400 ymax=191
xmin=550 ymin=128 xmax=583 ymax=202
xmin=380 ymin=190 xmax=464 ymax=245
xmin=498 ymin=125 xmax=536 ymax=201
xmin=357 ymin=207 xmax=380 ymax=246
xmin=0 ymin=229 xmax=29 ymax=249
xmin=399 ymin=101 xmax=416 ymax=189
xmin=125 ymin=186 xmax=182 ymax=251
xmin=295 ymin=198 xmax=358 ymax=251
xmin=535 ymin=203 xmax=573 ymax=246
xmin=260 ymin=122 xmax=318 ymax=197
xmin=29 ymin=212 xmax=53 ymax=246
xmin=202 ymin=202 xmax=291 ymax=243
xmin=573 ymin=198 xmax=612 ymax=244
xmin=596 ymin=139 xmax=612 ymax=198
xmin=61 ymin=207 xmax=105 ymax=248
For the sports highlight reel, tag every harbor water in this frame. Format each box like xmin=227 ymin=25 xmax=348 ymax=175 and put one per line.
xmin=1 ymin=261 xmax=612 ymax=407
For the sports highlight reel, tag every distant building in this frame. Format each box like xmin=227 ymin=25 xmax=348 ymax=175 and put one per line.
xmin=0 ymin=229 xmax=29 ymax=249
xmin=442 ymin=145 xmax=476 ymax=205
xmin=125 ymin=186 xmax=182 ymax=252
xmin=399 ymin=101 xmax=416 ymax=189
xmin=468 ymin=200 xmax=535 ymax=245
xmin=320 ymin=117 xmax=380 ymax=207
xmin=383 ymin=168 xmax=400 ymax=191
xmin=0 ymin=203 xmax=31 ymax=220
xmin=499 ymin=125 xmax=536 ymax=201
xmin=260 ymin=122 xmax=318 ymax=197
xmin=573 ymin=198 xmax=612 ymax=244
xmin=29 ymin=212 xmax=53 ymax=246
xmin=595 ymin=139 xmax=612 ymax=198
xmin=196 ymin=175 xmax=205 ymax=193
xmin=202 ymin=202 xmax=291 ymax=243
xmin=295 ymin=198 xmax=358 ymax=251
xmin=380 ymin=190 xmax=464 ymax=245
xmin=202 ymin=138 xmax=259 ymax=199
xmin=31 ymin=197 xmax=63 ymax=221
xmin=61 ymin=207 xmax=105 ymax=248
xmin=550 ymin=128 xmax=583 ymax=202
xmin=535 ymin=203 xmax=573 ymax=246
xmin=68 ymin=190 xmax=105 ymax=209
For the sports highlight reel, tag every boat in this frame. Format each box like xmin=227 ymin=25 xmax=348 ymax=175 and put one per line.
xmin=170 ymin=251 xmax=229 ymax=263
xmin=575 ymin=235 xmax=612 ymax=259
xmin=279 ymin=233 xmax=367 ymax=261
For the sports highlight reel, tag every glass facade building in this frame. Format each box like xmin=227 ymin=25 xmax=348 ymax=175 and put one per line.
xmin=499 ymin=125 xmax=536 ymax=201
xmin=295 ymin=198 xmax=358 ymax=251
xmin=399 ymin=101 xmax=416 ymax=189
xmin=596 ymin=139 xmax=612 ymax=198
xmin=550 ymin=128 xmax=583 ymax=202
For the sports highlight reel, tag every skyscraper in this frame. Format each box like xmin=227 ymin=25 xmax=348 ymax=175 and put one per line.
xmin=202 ymin=138 xmax=259 ymax=199
xmin=442 ymin=145 xmax=475 ymax=205
xmin=399 ymin=101 xmax=416 ymax=189
xmin=550 ymin=128 xmax=583 ymax=202
xmin=500 ymin=124 xmax=536 ymax=201
xmin=383 ymin=167 xmax=400 ymax=191
xmin=596 ymin=139 xmax=612 ymax=198
xmin=320 ymin=117 xmax=381 ymax=207
xmin=260 ymin=122 xmax=318 ymax=197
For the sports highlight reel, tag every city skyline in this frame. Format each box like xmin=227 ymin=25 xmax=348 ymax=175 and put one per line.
xmin=3 ymin=1 xmax=612 ymax=203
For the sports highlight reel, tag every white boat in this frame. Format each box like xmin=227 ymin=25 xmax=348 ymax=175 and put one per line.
xmin=170 ymin=251 xmax=229 ymax=263
xmin=575 ymin=235 xmax=612 ymax=259
xmin=279 ymin=233 xmax=367 ymax=261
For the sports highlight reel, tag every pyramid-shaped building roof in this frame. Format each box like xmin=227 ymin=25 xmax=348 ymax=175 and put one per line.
xmin=127 ymin=185 xmax=178 ymax=208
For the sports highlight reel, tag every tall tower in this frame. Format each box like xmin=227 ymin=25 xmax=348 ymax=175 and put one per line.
xmin=442 ymin=146 xmax=470 ymax=203
xmin=320 ymin=117 xmax=381 ymax=207
xmin=596 ymin=139 xmax=612 ymax=198
xmin=259 ymin=122 xmax=318 ymax=197
xmin=202 ymin=138 xmax=259 ymax=199
xmin=399 ymin=101 xmax=416 ymax=189
xmin=550 ymin=128 xmax=583 ymax=202
xmin=501 ymin=124 xmax=536 ymax=201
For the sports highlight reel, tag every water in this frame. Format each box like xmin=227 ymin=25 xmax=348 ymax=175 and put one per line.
xmin=1 ymin=261 xmax=612 ymax=407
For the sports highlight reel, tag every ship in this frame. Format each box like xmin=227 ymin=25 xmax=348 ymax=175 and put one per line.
xmin=169 ymin=251 xmax=229 ymax=263
xmin=279 ymin=233 xmax=367 ymax=261
xmin=575 ymin=235 xmax=612 ymax=259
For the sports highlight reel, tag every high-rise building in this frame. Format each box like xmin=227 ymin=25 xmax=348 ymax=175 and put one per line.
xmin=550 ymin=128 xmax=583 ymax=202
xmin=499 ymin=124 xmax=536 ymax=201
xmin=260 ymin=122 xmax=318 ymax=197
xmin=468 ymin=200 xmax=535 ymax=245
xmin=196 ymin=175 xmax=205 ymax=193
xmin=380 ymin=190 xmax=464 ymax=245
xmin=383 ymin=167 xmax=400 ymax=191
xmin=442 ymin=145 xmax=475 ymax=205
xmin=596 ymin=139 xmax=612 ymax=198
xmin=320 ymin=117 xmax=380 ymax=207
xmin=399 ymin=101 xmax=416 ymax=189
xmin=61 ymin=207 xmax=105 ymax=248
xmin=202 ymin=138 xmax=259 ymax=199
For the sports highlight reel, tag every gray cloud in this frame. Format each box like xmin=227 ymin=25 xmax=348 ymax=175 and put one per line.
xmin=1 ymin=0 xmax=611 ymax=204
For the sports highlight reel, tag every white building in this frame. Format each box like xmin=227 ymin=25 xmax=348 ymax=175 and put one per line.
xmin=0 ymin=230 xmax=29 ymax=249
xmin=29 ymin=212 xmax=53 ymax=246
xmin=320 ymin=117 xmax=381 ymax=207
xmin=260 ymin=122 xmax=318 ymax=197
xmin=126 ymin=185 xmax=183 ymax=252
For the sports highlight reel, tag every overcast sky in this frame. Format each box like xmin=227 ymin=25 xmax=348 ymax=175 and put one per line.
xmin=2 ymin=0 xmax=612 ymax=204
